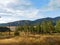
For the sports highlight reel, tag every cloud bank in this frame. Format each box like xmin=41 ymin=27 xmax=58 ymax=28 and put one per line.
xmin=0 ymin=0 xmax=60 ymax=23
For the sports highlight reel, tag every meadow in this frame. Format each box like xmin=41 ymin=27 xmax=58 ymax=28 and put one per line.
xmin=0 ymin=20 xmax=60 ymax=45
xmin=0 ymin=32 xmax=60 ymax=45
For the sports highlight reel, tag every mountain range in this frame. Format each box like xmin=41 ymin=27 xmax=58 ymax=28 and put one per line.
xmin=0 ymin=17 xmax=60 ymax=26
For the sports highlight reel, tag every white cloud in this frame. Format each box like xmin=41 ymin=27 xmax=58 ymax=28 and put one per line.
xmin=0 ymin=17 xmax=20 ymax=23
xmin=39 ymin=0 xmax=60 ymax=12
xmin=0 ymin=0 xmax=41 ymax=23
xmin=0 ymin=0 xmax=16 ymax=7
xmin=48 ymin=0 xmax=60 ymax=10
xmin=0 ymin=0 xmax=60 ymax=23
xmin=49 ymin=0 xmax=60 ymax=7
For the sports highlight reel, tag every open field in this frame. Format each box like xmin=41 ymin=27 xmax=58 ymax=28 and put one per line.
xmin=0 ymin=34 xmax=60 ymax=45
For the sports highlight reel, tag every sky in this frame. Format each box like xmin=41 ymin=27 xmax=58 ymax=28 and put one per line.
xmin=0 ymin=0 xmax=60 ymax=23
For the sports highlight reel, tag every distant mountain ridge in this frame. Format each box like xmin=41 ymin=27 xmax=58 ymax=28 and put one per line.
xmin=0 ymin=17 xmax=60 ymax=26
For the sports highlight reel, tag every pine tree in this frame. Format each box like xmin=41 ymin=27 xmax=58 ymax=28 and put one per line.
xmin=55 ymin=20 xmax=60 ymax=33
xmin=47 ymin=21 xmax=54 ymax=34
xmin=36 ymin=24 xmax=41 ymax=34
xmin=29 ymin=25 xmax=35 ymax=34
xmin=41 ymin=21 xmax=48 ymax=34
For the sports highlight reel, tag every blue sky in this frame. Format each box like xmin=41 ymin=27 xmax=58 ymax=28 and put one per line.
xmin=0 ymin=0 xmax=60 ymax=23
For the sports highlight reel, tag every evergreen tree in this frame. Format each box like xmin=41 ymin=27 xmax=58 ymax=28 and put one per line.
xmin=55 ymin=20 xmax=60 ymax=33
xmin=23 ymin=24 xmax=28 ymax=32
xmin=47 ymin=21 xmax=54 ymax=34
xmin=36 ymin=24 xmax=41 ymax=34
xmin=41 ymin=21 xmax=48 ymax=34
xmin=16 ymin=26 xmax=24 ymax=31
xmin=29 ymin=25 xmax=35 ymax=34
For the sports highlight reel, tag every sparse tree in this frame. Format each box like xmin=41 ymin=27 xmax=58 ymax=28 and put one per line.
xmin=14 ymin=26 xmax=20 ymax=36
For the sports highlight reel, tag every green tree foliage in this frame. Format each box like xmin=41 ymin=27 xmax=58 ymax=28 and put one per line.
xmin=23 ymin=24 xmax=28 ymax=32
xmin=28 ymin=26 xmax=35 ymax=33
xmin=0 ymin=27 xmax=11 ymax=32
xmin=14 ymin=20 xmax=60 ymax=35
xmin=16 ymin=26 xmax=24 ymax=31
xmin=55 ymin=20 xmax=60 ymax=33
xmin=35 ymin=24 xmax=41 ymax=34
xmin=47 ymin=21 xmax=54 ymax=34
xmin=41 ymin=21 xmax=48 ymax=34
xmin=0 ymin=27 xmax=11 ymax=36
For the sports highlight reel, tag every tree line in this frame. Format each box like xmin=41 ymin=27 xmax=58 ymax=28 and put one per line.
xmin=16 ymin=20 xmax=60 ymax=34
xmin=0 ymin=20 xmax=60 ymax=36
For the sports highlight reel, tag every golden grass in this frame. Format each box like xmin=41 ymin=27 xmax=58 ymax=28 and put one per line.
xmin=0 ymin=34 xmax=60 ymax=45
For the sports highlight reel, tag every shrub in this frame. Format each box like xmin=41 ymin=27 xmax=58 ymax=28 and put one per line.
xmin=14 ymin=31 xmax=20 ymax=36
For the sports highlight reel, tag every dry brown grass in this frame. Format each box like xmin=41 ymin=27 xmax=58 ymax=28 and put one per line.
xmin=0 ymin=34 xmax=60 ymax=45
